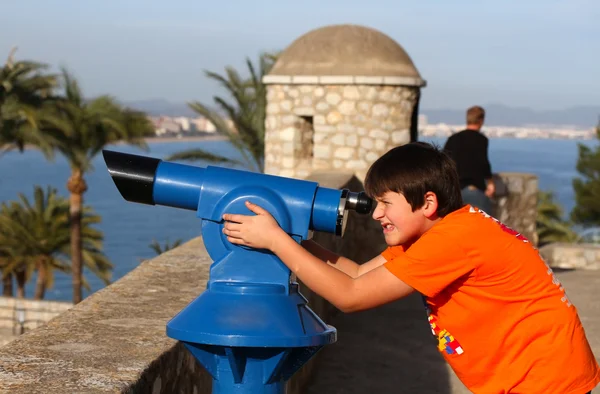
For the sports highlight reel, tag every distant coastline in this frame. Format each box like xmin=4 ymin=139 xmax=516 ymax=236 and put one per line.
xmin=144 ymin=134 xmax=228 ymax=144
xmin=11 ymin=134 xmax=229 ymax=152
xmin=8 ymin=132 xmax=595 ymax=155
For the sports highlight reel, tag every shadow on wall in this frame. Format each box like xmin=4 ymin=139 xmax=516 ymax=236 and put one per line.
xmin=306 ymin=294 xmax=452 ymax=394
xmin=296 ymin=173 xmax=452 ymax=394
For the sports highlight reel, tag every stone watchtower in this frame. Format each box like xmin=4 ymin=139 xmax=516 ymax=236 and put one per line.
xmin=262 ymin=24 xmax=426 ymax=180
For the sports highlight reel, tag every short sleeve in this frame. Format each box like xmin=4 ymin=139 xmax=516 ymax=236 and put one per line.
xmin=381 ymin=245 xmax=405 ymax=261
xmin=383 ymin=231 xmax=475 ymax=297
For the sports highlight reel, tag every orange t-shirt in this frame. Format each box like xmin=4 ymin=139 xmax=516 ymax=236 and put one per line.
xmin=382 ymin=205 xmax=600 ymax=394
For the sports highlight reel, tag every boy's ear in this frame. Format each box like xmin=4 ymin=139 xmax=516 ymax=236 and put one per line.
xmin=422 ymin=191 xmax=439 ymax=218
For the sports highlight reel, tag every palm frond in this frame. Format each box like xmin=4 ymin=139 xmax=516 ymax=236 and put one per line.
xmin=172 ymin=52 xmax=278 ymax=173
xmin=0 ymin=185 xmax=113 ymax=299
xmin=149 ymin=238 xmax=183 ymax=256
xmin=536 ymin=190 xmax=577 ymax=246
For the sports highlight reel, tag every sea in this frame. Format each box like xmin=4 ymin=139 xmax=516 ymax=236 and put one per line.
xmin=0 ymin=136 xmax=596 ymax=302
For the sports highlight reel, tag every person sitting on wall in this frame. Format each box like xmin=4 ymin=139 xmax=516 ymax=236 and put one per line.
xmin=443 ymin=105 xmax=495 ymax=213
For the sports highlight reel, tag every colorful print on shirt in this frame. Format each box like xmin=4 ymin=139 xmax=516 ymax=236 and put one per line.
xmin=428 ymin=313 xmax=464 ymax=355
xmin=423 ymin=298 xmax=464 ymax=356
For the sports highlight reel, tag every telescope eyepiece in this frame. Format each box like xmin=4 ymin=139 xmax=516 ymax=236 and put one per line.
xmin=333 ymin=190 xmax=373 ymax=237
xmin=345 ymin=191 xmax=373 ymax=214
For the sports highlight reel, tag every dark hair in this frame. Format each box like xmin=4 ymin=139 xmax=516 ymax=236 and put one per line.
xmin=364 ymin=142 xmax=463 ymax=217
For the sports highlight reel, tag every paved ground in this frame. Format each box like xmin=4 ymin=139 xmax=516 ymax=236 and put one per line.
xmin=306 ymin=268 xmax=600 ymax=394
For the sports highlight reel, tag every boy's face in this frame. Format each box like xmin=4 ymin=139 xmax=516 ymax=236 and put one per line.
xmin=372 ymin=191 xmax=430 ymax=246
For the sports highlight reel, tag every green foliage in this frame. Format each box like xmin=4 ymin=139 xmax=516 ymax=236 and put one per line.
xmin=536 ymin=190 xmax=577 ymax=246
xmin=42 ymin=68 xmax=155 ymax=172
xmin=0 ymin=48 xmax=59 ymax=156
xmin=571 ymin=121 xmax=600 ymax=226
xmin=166 ymin=52 xmax=278 ymax=172
xmin=0 ymin=186 xmax=112 ymax=299
xmin=149 ymin=238 xmax=183 ymax=256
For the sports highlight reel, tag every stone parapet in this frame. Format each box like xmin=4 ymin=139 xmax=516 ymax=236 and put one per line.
xmin=0 ymin=237 xmax=213 ymax=393
xmin=286 ymin=172 xmax=388 ymax=393
xmin=493 ymin=172 xmax=538 ymax=245
xmin=0 ymin=297 xmax=73 ymax=346
xmin=539 ymin=242 xmax=600 ymax=270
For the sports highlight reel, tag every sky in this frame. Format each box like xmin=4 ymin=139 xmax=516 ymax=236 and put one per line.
xmin=1 ymin=0 xmax=599 ymax=110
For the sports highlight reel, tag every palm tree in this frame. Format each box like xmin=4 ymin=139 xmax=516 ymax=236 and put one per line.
xmin=166 ymin=52 xmax=277 ymax=172
xmin=0 ymin=255 xmax=13 ymax=296
xmin=0 ymin=47 xmax=59 ymax=156
xmin=149 ymin=238 xmax=183 ymax=256
xmin=0 ymin=241 xmax=15 ymax=296
xmin=41 ymin=68 xmax=155 ymax=303
xmin=0 ymin=186 xmax=112 ymax=300
xmin=0 ymin=196 xmax=31 ymax=298
xmin=536 ymin=190 xmax=577 ymax=246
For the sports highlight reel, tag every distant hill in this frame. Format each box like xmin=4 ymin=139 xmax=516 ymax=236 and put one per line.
xmin=422 ymin=104 xmax=600 ymax=128
xmin=124 ymin=99 xmax=600 ymax=128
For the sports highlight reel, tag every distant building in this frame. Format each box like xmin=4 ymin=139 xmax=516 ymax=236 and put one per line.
xmin=174 ymin=117 xmax=190 ymax=132
xmin=191 ymin=117 xmax=217 ymax=133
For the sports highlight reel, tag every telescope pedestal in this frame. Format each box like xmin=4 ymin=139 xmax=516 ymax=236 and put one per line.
xmin=167 ymin=281 xmax=336 ymax=394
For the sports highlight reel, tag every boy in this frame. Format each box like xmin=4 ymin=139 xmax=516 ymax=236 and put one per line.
xmin=222 ymin=142 xmax=599 ymax=393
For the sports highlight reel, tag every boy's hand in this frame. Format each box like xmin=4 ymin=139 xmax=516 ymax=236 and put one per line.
xmin=222 ymin=201 xmax=284 ymax=251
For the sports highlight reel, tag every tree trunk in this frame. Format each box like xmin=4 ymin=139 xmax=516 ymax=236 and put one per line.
xmin=2 ymin=272 xmax=13 ymax=297
xmin=67 ymin=168 xmax=87 ymax=304
xmin=15 ymin=270 xmax=26 ymax=299
xmin=34 ymin=258 xmax=47 ymax=300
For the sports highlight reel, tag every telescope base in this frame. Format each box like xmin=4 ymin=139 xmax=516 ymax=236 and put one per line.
xmin=168 ymin=282 xmax=336 ymax=393
xmin=184 ymin=342 xmax=322 ymax=394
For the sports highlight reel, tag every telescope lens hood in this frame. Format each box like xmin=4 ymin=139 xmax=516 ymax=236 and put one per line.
xmin=102 ymin=150 xmax=161 ymax=205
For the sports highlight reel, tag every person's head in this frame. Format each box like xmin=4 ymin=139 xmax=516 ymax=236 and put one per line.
xmin=364 ymin=142 xmax=463 ymax=246
xmin=466 ymin=105 xmax=485 ymax=130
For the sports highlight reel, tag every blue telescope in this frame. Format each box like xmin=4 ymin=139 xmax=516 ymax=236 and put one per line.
xmin=102 ymin=150 xmax=373 ymax=394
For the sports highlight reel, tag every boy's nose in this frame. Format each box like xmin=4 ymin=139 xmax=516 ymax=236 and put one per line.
xmin=372 ymin=204 xmax=384 ymax=220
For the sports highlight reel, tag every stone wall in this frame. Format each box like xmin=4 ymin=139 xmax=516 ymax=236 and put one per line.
xmin=492 ymin=172 xmax=538 ymax=245
xmin=0 ymin=238 xmax=212 ymax=393
xmin=0 ymin=296 xmax=73 ymax=346
xmin=284 ymin=172 xmax=388 ymax=394
xmin=539 ymin=242 xmax=600 ymax=270
xmin=264 ymin=84 xmax=419 ymax=180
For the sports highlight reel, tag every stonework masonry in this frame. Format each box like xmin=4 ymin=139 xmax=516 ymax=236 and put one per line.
xmin=493 ymin=172 xmax=538 ymax=245
xmin=264 ymin=84 xmax=419 ymax=180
